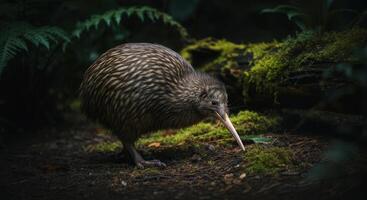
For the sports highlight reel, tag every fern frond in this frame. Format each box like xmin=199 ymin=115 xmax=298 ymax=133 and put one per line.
xmin=0 ymin=36 xmax=28 ymax=67
xmin=72 ymin=6 xmax=191 ymax=41
xmin=0 ymin=22 xmax=71 ymax=75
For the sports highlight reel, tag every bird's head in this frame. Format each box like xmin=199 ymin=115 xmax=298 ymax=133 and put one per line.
xmin=184 ymin=73 xmax=245 ymax=151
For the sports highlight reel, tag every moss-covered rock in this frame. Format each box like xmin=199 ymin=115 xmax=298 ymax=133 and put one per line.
xmin=137 ymin=110 xmax=279 ymax=148
xmin=181 ymin=38 xmax=247 ymax=72
xmin=181 ymin=28 xmax=367 ymax=110
xmin=244 ymin=145 xmax=294 ymax=174
xmin=246 ymin=28 xmax=367 ymax=94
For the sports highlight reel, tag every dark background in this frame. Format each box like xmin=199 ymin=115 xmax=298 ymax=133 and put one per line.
xmin=1 ymin=1 xmax=367 ymax=199
xmin=0 ymin=0 xmax=366 ymax=137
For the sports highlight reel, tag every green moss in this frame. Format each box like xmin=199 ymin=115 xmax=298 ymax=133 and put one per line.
xmin=181 ymin=38 xmax=245 ymax=61
xmin=137 ymin=111 xmax=279 ymax=147
xmin=246 ymin=41 xmax=281 ymax=60
xmin=87 ymin=141 xmax=122 ymax=153
xmin=244 ymin=145 xmax=294 ymax=174
xmin=246 ymin=28 xmax=367 ymax=95
xmin=181 ymin=37 xmax=246 ymax=72
xmin=318 ymin=29 xmax=367 ymax=61
xmin=181 ymin=29 xmax=367 ymax=104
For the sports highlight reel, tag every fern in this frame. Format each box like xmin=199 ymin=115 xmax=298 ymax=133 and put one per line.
xmin=261 ymin=0 xmax=366 ymax=32
xmin=0 ymin=22 xmax=70 ymax=75
xmin=261 ymin=5 xmax=307 ymax=30
xmin=72 ymin=6 xmax=191 ymax=42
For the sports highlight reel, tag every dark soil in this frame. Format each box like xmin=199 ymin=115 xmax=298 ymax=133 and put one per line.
xmin=1 ymin=117 xmax=366 ymax=200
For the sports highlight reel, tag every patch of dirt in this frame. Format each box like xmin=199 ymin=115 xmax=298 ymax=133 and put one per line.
xmin=1 ymin=121 xmax=366 ymax=200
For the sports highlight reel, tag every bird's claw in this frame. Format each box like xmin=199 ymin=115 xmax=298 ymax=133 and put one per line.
xmin=136 ymin=159 xmax=167 ymax=169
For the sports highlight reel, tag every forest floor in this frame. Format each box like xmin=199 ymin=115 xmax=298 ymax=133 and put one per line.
xmin=1 ymin=114 xmax=367 ymax=200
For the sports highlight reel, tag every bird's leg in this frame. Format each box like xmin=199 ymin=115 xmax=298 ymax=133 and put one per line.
xmin=122 ymin=142 xmax=166 ymax=168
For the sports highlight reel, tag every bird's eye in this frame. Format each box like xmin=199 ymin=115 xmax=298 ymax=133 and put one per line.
xmin=211 ymin=101 xmax=219 ymax=106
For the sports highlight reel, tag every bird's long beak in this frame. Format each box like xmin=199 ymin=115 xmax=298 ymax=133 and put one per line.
xmin=215 ymin=111 xmax=246 ymax=151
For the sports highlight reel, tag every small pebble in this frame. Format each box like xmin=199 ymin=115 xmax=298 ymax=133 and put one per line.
xmin=239 ymin=173 xmax=247 ymax=179
xmin=223 ymin=173 xmax=234 ymax=184
xmin=121 ymin=180 xmax=127 ymax=187
xmin=207 ymin=144 xmax=215 ymax=151
xmin=224 ymin=173 xmax=234 ymax=178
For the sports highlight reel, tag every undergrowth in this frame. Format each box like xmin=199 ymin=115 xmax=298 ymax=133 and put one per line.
xmin=244 ymin=145 xmax=294 ymax=174
xmin=137 ymin=111 xmax=279 ymax=148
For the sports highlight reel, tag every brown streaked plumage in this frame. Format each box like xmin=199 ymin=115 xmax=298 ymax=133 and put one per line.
xmin=80 ymin=43 xmax=245 ymax=168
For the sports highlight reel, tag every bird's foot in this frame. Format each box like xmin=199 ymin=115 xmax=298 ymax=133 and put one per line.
xmin=136 ymin=159 xmax=167 ymax=169
xmin=122 ymin=142 xmax=166 ymax=169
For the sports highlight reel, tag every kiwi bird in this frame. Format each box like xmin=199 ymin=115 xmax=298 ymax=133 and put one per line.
xmin=80 ymin=43 xmax=245 ymax=168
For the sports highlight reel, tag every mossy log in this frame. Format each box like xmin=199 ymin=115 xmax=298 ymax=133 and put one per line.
xmin=181 ymin=29 xmax=367 ymax=114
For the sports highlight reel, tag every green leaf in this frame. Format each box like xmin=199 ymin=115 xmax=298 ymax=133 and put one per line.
xmin=91 ymin=16 xmax=101 ymax=29
xmin=241 ymin=135 xmax=272 ymax=144
xmin=293 ymin=17 xmax=307 ymax=30
xmin=114 ymin=10 xmax=124 ymax=24
xmin=72 ymin=29 xmax=82 ymax=38
xmin=126 ymin=7 xmax=135 ymax=17
xmin=102 ymin=11 xmax=114 ymax=26
xmin=261 ymin=5 xmax=307 ymax=30
xmin=47 ymin=27 xmax=71 ymax=43
xmin=261 ymin=5 xmax=300 ymax=14
xmin=147 ymin=10 xmax=156 ymax=22
xmin=250 ymin=137 xmax=272 ymax=144
xmin=136 ymin=10 xmax=145 ymax=21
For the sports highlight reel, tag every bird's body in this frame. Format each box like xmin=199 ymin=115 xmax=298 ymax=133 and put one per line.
xmin=80 ymin=43 xmax=245 ymax=167
xmin=81 ymin=43 xmax=206 ymax=140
